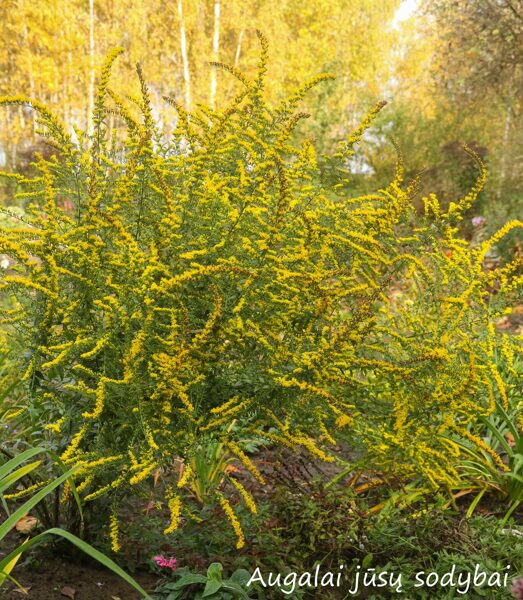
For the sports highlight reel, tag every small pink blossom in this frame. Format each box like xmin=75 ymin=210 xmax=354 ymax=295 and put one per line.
xmin=472 ymin=216 xmax=486 ymax=228
xmin=512 ymin=578 xmax=523 ymax=600
xmin=153 ymin=554 xmax=178 ymax=571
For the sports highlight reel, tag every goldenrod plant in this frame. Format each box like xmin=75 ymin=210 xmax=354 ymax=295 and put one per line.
xmin=0 ymin=33 xmax=521 ymax=548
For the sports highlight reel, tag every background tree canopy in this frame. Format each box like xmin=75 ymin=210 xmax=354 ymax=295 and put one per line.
xmin=0 ymin=0 xmax=521 ymax=235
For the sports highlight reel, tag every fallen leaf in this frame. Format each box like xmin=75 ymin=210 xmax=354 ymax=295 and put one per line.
xmin=224 ymin=465 xmax=240 ymax=475
xmin=143 ymin=500 xmax=156 ymax=515
xmin=60 ymin=585 xmax=76 ymax=599
xmin=153 ymin=469 xmax=161 ymax=487
xmin=15 ymin=515 xmax=38 ymax=533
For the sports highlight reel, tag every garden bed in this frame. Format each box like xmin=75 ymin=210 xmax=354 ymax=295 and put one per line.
xmin=0 ymin=557 xmax=156 ymax=600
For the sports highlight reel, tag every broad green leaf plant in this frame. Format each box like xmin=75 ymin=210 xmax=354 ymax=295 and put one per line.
xmin=154 ymin=562 xmax=257 ymax=600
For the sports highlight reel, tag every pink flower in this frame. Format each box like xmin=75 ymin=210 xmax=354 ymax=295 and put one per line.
xmin=472 ymin=216 xmax=486 ymax=228
xmin=153 ymin=554 xmax=178 ymax=571
xmin=512 ymin=578 xmax=523 ymax=599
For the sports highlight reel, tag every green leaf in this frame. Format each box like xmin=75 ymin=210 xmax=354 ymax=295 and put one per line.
xmin=0 ymin=447 xmax=47 ymax=482
xmin=466 ymin=487 xmax=487 ymax=518
xmin=221 ymin=582 xmax=250 ymax=598
xmin=500 ymin=500 xmax=522 ymax=528
xmin=203 ymin=578 xmax=222 ymax=597
xmin=229 ymin=569 xmax=251 ymax=585
xmin=362 ymin=553 xmax=373 ymax=568
xmin=207 ymin=562 xmax=223 ymax=581
xmin=0 ymin=568 xmax=27 ymax=593
xmin=172 ymin=574 xmax=208 ymax=590
xmin=0 ymin=467 xmax=78 ymax=542
xmin=504 ymin=473 xmax=523 ymax=486
xmin=0 ymin=551 xmax=24 ymax=586
xmin=0 ymin=460 xmax=41 ymax=494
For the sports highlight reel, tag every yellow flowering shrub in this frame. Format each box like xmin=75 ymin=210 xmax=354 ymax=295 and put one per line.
xmin=0 ymin=35 xmax=521 ymax=545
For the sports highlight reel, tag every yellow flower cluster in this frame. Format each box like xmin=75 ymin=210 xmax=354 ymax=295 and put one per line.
xmin=164 ymin=494 xmax=182 ymax=534
xmin=217 ymin=492 xmax=245 ymax=550
xmin=228 ymin=476 xmax=257 ymax=514
xmin=109 ymin=510 xmax=121 ymax=553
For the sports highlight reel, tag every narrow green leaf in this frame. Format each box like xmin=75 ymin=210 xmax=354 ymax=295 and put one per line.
xmin=0 ymin=550 xmax=24 ymax=586
xmin=0 ymin=467 xmax=77 ymax=542
xmin=0 ymin=447 xmax=46 ymax=481
xmin=0 ymin=461 xmax=41 ymax=494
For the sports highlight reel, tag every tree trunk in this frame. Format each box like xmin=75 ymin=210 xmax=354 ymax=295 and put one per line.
xmin=234 ymin=28 xmax=244 ymax=68
xmin=88 ymin=0 xmax=95 ymax=134
xmin=22 ymin=21 xmax=37 ymax=142
xmin=210 ymin=0 xmax=220 ymax=109
xmin=177 ymin=0 xmax=192 ymax=110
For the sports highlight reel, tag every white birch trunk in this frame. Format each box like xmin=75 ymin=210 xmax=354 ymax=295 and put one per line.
xmin=178 ymin=0 xmax=192 ymax=110
xmin=88 ymin=0 xmax=95 ymax=134
xmin=210 ymin=0 xmax=221 ymax=109
xmin=234 ymin=28 xmax=244 ymax=67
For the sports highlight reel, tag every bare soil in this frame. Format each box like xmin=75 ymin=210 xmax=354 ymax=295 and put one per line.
xmin=0 ymin=541 xmax=157 ymax=600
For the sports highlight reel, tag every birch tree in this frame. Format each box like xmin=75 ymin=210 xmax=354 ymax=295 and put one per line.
xmin=177 ymin=0 xmax=191 ymax=110
xmin=209 ymin=0 xmax=220 ymax=108
xmin=87 ymin=0 xmax=95 ymax=134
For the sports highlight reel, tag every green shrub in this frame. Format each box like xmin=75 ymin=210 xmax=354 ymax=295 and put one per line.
xmin=0 ymin=33 xmax=521 ymax=547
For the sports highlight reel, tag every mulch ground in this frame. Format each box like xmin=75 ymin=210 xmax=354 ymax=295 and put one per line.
xmin=0 ymin=550 xmax=157 ymax=600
